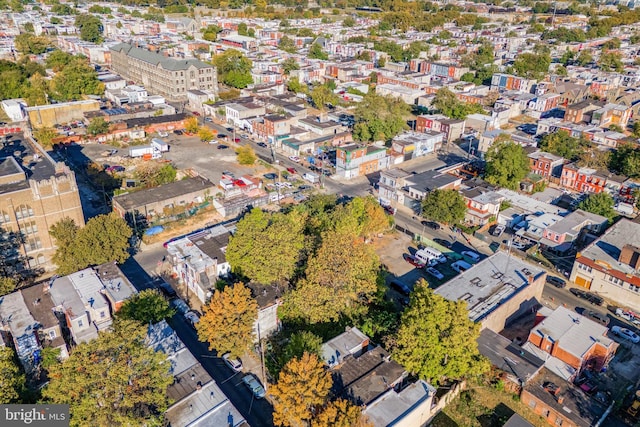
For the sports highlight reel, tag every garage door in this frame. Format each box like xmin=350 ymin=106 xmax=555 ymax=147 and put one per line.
xmin=574 ymin=276 xmax=591 ymax=289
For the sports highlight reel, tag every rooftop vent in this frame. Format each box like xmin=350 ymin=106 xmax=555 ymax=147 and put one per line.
xmin=522 ymin=268 xmax=532 ymax=276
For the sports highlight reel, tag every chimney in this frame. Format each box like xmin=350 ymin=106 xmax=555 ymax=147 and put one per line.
xmin=619 ymin=244 xmax=640 ymax=270
xmin=557 ymin=395 xmax=564 ymax=404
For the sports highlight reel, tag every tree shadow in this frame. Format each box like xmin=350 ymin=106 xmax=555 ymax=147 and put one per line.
xmin=477 ymin=402 xmax=515 ymax=427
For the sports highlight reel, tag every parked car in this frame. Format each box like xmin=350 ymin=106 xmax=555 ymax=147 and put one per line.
xmin=390 ymin=280 xmax=411 ymax=296
xmin=204 ymin=117 xmax=213 ymax=122
xmin=208 ymin=139 xmax=218 ymax=145
xmin=451 ymin=260 xmax=472 ymax=274
xmin=433 ymin=238 xmax=453 ymax=248
xmin=546 ymin=276 xmax=566 ymax=288
xmin=222 ymin=171 xmax=235 ymax=178
xmin=586 ymin=310 xmax=610 ymax=326
xmin=226 ymin=127 xmax=234 ymax=132
xmin=611 ymin=326 xmax=640 ymax=343
xmin=616 ymin=308 xmax=636 ymax=322
xmin=217 ymin=144 xmax=229 ymax=149
xmin=570 ymin=288 xmax=603 ymax=305
xmin=158 ymin=131 xmax=169 ymax=137
xmin=170 ymin=298 xmax=190 ymax=315
xmin=426 ymin=267 xmax=444 ymax=280
xmin=511 ymin=241 xmax=527 ymax=250
xmin=257 ymin=142 xmax=268 ymax=148
xmin=421 ymin=220 xmax=441 ymax=230
xmin=173 ymin=130 xmax=183 ymax=135
xmin=242 ymin=374 xmax=266 ymax=399
xmin=154 ymin=278 xmax=177 ymax=299
xmin=403 ymin=253 xmax=425 ymax=268
xmin=286 ymin=167 xmax=297 ymax=174
xmin=461 ymin=251 xmax=481 ymax=263
xmin=192 ymin=111 xmax=200 ymax=116
xmin=492 ymin=225 xmax=506 ymax=236
xmin=263 ymin=173 xmax=277 ymax=180
xmin=222 ymin=353 xmax=243 ymax=372
xmin=184 ymin=311 xmax=200 ymax=329
xmin=289 ymin=156 xmax=300 ymax=162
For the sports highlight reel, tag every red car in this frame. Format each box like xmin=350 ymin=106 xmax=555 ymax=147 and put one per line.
xmin=403 ymin=254 xmax=425 ymax=268
xmin=192 ymin=111 xmax=201 ymax=116
xmin=286 ymin=167 xmax=297 ymax=174
xmin=234 ymin=138 xmax=241 ymax=143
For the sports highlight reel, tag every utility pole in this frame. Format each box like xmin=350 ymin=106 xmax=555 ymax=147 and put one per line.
xmin=257 ymin=323 xmax=267 ymax=392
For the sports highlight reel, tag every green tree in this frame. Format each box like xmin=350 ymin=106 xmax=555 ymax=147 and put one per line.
xmin=236 ymin=145 xmax=257 ymax=165
xmin=118 ymin=289 xmax=175 ymax=324
xmin=538 ymin=130 xmax=588 ymax=160
xmin=202 ymin=24 xmax=222 ymax=41
xmin=308 ymin=42 xmax=328 ymax=60
xmin=279 ymin=36 xmax=297 ymax=53
xmin=511 ymin=51 xmax=551 ymax=80
xmin=281 ymin=57 xmax=300 ymax=74
xmin=24 ymin=73 xmax=48 ymax=106
xmin=134 ymin=163 xmax=177 ymax=187
xmin=42 ymin=320 xmax=172 ymax=427
xmin=50 ymin=214 xmax=132 ymax=275
xmin=610 ymin=143 xmax=640 ymax=177
xmin=287 ymin=77 xmax=305 ymax=94
xmin=212 ymin=49 xmax=253 ymax=89
xmin=310 ymin=84 xmax=338 ymax=111
xmin=0 ymin=277 xmax=17 ymax=297
xmin=226 ymin=209 xmax=306 ymax=284
xmin=270 ymin=352 xmax=332 ymax=427
xmin=87 ymin=117 xmax=109 ymax=136
xmin=394 ymin=281 xmax=489 ymax=384
xmin=343 ymin=16 xmax=356 ymax=27
xmin=51 ymin=58 xmax=104 ymax=101
xmin=577 ymin=193 xmax=617 ymax=222
xmin=353 ymin=92 xmax=410 ymax=142
xmin=283 ymin=229 xmax=380 ymax=323
xmin=576 ymin=50 xmax=593 ymax=66
xmin=75 ymin=14 xmax=103 ymax=43
xmin=14 ymin=33 xmax=50 ymax=55
xmin=484 ymin=141 xmax=529 ymax=190
xmin=46 ymin=50 xmax=75 ymax=72
xmin=237 ymin=22 xmax=248 ymax=36
xmin=433 ymin=87 xmax=485 ymax=120
xmin=599 ymin=51 xmax=624 ymax=72
xmin=421 ymin=189 xmax=466 ymax=225
xmin=33 ymin=127 xmax=57 ymax=148
xmin=52 ymin=3 xmax=76 ymax=15
xmin=0 ymin=346 xmax=24 ymax=403
xmin=196 ymin=283 xmax=258 ymax=358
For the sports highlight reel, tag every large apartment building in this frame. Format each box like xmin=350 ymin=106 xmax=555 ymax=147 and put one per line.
xmin=109 ymin=43 xmax=218 ymax=101
xmin=0 ymin=135 xmax=84 ymax=272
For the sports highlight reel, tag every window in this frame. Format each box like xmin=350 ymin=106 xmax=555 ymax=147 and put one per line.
xmin=48 ymin=330 xmax=56 ymax=339
xmin=0 ymin=211 xmax=9 ymax=224
xmin=528 ymin=399 xmax=537 ymax=409
xmin=542 ymin=409 xmax=550 ymax=418
xmin=555 ymin=418 xmax=563 ymax=426
xmin=100 ymin=311 xmax=106 ymax=318
xmin=15 ymin=205 xmax=34 ymax=219
xmin=78 ymin=319 xmax=84 ymax=327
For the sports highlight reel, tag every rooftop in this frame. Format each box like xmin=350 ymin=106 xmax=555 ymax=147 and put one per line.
xmin=0 ymin=135 xmax=58 ymax=191
xmin=166 ymin=225 xmax=232 ymax=276
xmin=435 ymin=251 xmax=545 ymax=323
xmin=113 ymin=176 xmax=215 ymax=211
xmin=94 ymin=262 xmax=137 ymax=304
xmin=496 ymin=188 xmax=568 ymax=216
xmin=546 ymin=209 xmax=607 ymax=236
xmin=579 ymin=218 xmax=640 ymax=277
xmin=363 ymin=380 xmax=436 ymax=427
xmin=110 ymin=43 xmax=213 ymax=71
xmin=404 ymin=170 xmax=461 ymax=193
xmin=322 ymin=326 xmax=369 ymax=367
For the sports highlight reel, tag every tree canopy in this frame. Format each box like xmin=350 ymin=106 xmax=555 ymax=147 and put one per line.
xmin=134 ymin=162 xmax=177 ymax=188
xmin=308 ymin=42 xmax=328 ymax=60
xmin=312 ymin=399 xmax=372 ymax=427
xmin=510 ymin=51 xmax=551 ymax=81
xmin=310 ymin=84 xmax=338 ymax=112
xmin=14 ymin=33 xmax=50 ymax=55
xmin=236 ymin=145 xmax=258 ymax=165
xmin=421 ymin=189 xmax=466 ymax=225
xmin=50 ymin=214 xmax=132 ymax=275
xmin=87 ymin=117 xmax=109 ymax=136
xmin=610 ymin=143 xmax=640 ymax=178
xmin=484 ymin=141 xmax=529 ymax=190
xmin=196 ymin=283 xmax=258 ymax=358
xmin=226 ymin=208 xmax=306 ymax=284
xmin=577 ymin=193 xmax=617 ymax=223
xmin=212 ymin=49 xmax=253 ymax=89
xmin=42 ymin=320 xmax=172 ymax=427
xmin=51 ymin=57 xmax=104 ymax=101
xmin=270 ymin=352 xmax=332 ymax=427
xmin=433 ymin=87 xmax=485 ymax=120
xmin=118 ymin=289 xmax=175 ymax=324
xmin=353 ymin=92 xmax=410 ymax=142
xmin=393 ymin=281 xmax=489 ymax=384
xmin=0 ymin=346 xmax=24 ymax=403
xmin=538 ymin=130 xmax=590 ymax=161
xmin=75 ymin=14 xmax=103 ymax=43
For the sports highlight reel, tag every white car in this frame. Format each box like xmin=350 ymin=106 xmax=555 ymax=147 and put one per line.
xmin=289 ymin=156 xmax=300 ymax=162
xmin=242 ymin=374 xmax=266 ymax=399
xmin=461 ymin=251 xmax=481 ymax=263
xmin=493 ymin=225 xmax=505 ymax=236
xmin=221 ymin=353 xmax=243 ymax=372
xmin=611 ymin=325 xmax=640 ymax=343
xmin=158 ymin=131 xmax=169 ymax=137
xmin=170 ymin=298 xmax=190 ymax=315
xmin=184 ymin=311 xmax=200 ymax=329
xmin=616 ymin=308 xmax=635 ymax=322
xmin=426 ymin=267 xmax=444 ymax=280
xmin=208 ymin=139 xmax=218 ymax=144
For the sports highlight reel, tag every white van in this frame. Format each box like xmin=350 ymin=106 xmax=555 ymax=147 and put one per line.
xmin=415 ymin=247 xmax=446 ymax=265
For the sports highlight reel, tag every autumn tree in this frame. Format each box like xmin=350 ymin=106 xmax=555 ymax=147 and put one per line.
xmin=421 ymin=189 xmax=466 ymax=225
xmin=196 ymin=283 xmax=258 ymax=358
xmin=118 ymin=289 xmax=175 ymax=324
xmin=236 ymin=145 xmax=257 ymax=165
xmin=313 ymin=399 xmax=372 ymax=427
xmin=42 ymin=320 xmax=173 ymax=427
xmin=394 ymin=281 xmax=489 ymax=384
xmin=282 ymin=230 xmax=380 ymax=323
xmin=0 ymin=277 xmax=17 ymax=298
xmin=33 ymin=127 xmax=57 ymax=148
xmin=0 ymin=346 xmax=24 ymax=403
xmin=197 ymin=126 xmax=214 ymax=142
xmin=270 ymin=352 xmax=332 ymax=427
xmin=184 ymin=117 xmax=199 ymax=133
xmin=134 ymin=163 xmax=176 ymax=187
xmin=484 ymin=141 xmax=529 ymax=190
xmin=50 ymin=214 xmax=132 ymax=275
xmin=577 ymin=193 xmax=617 ymax=223
xmin=226 ymin=208 xmax=306 ymax=284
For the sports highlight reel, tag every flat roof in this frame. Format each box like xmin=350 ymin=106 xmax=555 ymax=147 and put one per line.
xmin=405 ymin=170 xmax=460 ymax=193
xmin=579 ymin=218 xmax=640 ymax=277
xmin=113 ymin=176 xmax=215 ymax=211
xmin=477 ymin=328 xmax=544 ymax=384
xmin=435 ymin=251 xmax=545 ymax=323
xmin=363 ymin=380 xmax=436 ymax=426
xmin=94 ymin=262 xmax=137 ymax=304
xmin=0 ymin=135 xmax=57 ymax=187
xmin=124 ymin=113 xmax=186 ymax=129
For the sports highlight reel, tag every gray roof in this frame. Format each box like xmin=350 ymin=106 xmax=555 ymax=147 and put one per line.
xmin=113 ymin=176 xmax=215 ymax=211
xmin=0 ymin=136 xmax=57 ymax=191
xmin=529 ymin=306 xmax=613 ymax=359
xmin=503 ymin=414 xmax=535 ymax=427
xmin=405 ymin=170 xmax=461 ymax=193
xmin=94 ymin=262 xmax=137 ymax=304
xmin=363 ymin=380 xmax=436 ymax=427
xmin=435 ymin=251 xmax=545 ymax=323
xmin=579 ymin=218 xmax=640 ymax=277
xmin=545 ymin=209 xmax=607 ymax=237
xmin=477 ymin=328 xmax=543 ymax=385
xmin=322 ymin=327 xmax=369 ymax=367
xmin=110 ymin=43 xmax=213 ymax=71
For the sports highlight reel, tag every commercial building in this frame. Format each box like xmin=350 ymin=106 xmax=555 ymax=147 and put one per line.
xmin=570 ymin=219 xmax=640 ymax=311
xmin=110 ymin=43 xmax=217 ymax=101
xmin=0 ymin=135 xmax=84 ymax=271
xmin=435 ymin=251 xmax=546 ymax=332
xmin=335 ymin=144 xmax=389 ymax=179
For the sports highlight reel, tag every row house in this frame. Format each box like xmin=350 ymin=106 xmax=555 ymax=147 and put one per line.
xmin=564 ymin=99 xmax=606 ymax=124
xmin=225 ymin=100 xmax=266 ymax=128
xmin=408 ymin=60 xmax=469 ymax=80
xmin=590 ymin=130 xmax=628 ymax=149
xmin=289 ymin=65 xmax=325 ymax=84
xmin=560 ymin=164 xmax=607 ymax=194
xmin=219 ymin=174 xmax=263 ymax=200
xmin=254 ymin=114 xmax=294 ymax=140
xmin=528 ymin=151 xmax=565 ymax=180
xmin=251 ymin=70 xmax=282 ymax=86
xmin=491 ymin=73 xmax=535 ymax=93
xmin=415 ymin=114 xmax=465 ymax=143
xmin=376 ymin=71 xmax=430 ymax=91
xmin=219 ymin=34 xmax=258 ymax=51
xmin=297 ymin=116 xmax=343 ymax=137
xmin=376 ymin=84 xmax=423 ymax=105
xmin=335 ymin=144 xmax=389 ymax=179
xmin=540 ymin=209 xmax=608 ymax=254
xmin=461 ymin=188 xmax=505 ymax=226
xmin=591 ymin=103 xmax=632 ymax=128
xmin=390 ymin=130 xmax=444 ymax=163
xmin=527 ymin=93 xmax=560 ymax=114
